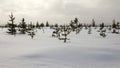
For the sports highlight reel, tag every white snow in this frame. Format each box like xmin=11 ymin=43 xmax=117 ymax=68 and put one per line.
xmin=0 ymin=28 xmax=120 ymax=68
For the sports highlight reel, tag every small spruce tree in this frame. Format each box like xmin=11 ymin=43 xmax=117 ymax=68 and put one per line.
xmin=88 ymin=25 xmax=92 ymax=34
xmin=46 ymin=21 xmax=49 ymax=27
xmin=112 ymin=20 xmax=117 ymax=33
xmin=18 ymin=18 xmax=27 ymax=34
xmin=116 ymin=22 xmax=120 ymax=34
xmin=36 ymin=21 xmax=40 ymax=28
xmin=59 ymin=25 xmax=70 ymax=43
xmin=92 ymin=19 xmax=95 ymax=27
xmin=7 ymin=13 xmax=16 ymax=35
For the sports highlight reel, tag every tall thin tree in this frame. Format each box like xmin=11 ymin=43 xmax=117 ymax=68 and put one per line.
xmin=7 ymin=13 xmax=16 ymax=35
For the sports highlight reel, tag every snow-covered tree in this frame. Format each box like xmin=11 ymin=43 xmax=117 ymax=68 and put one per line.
xmin=28 ymin=30 xmax=35 ymax=39
xmin=116 ymin=22 xmax=120 ymax=34
xmin=100 ymin=29 xmax=106 ymax=37
xmin=70 ymin=18 xmax=79 ymax=30
xmin=88 ymin=26 xmax=92 ymax=34
xmin=59 ymin=25 xmax=70 ymax=43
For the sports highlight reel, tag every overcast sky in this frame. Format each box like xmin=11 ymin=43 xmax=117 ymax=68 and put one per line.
xmin=0 ymin=0 xmax=120 ymax=24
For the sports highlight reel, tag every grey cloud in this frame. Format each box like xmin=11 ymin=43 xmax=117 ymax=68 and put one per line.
xmin=0 ymin=0 xmax=120 ymax=24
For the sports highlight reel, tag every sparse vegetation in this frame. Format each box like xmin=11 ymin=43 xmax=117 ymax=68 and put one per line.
xmin=0 ymin=13 xmax=118 ymax=42
xmin=7 ymin=13 xmax=17 ymax=35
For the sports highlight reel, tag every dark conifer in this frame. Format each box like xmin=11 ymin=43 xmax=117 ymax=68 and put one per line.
xmin=92 ymin=19 xmax=95 ymax=27
xmin=18 ymin=18 xmax=27 ymax=34
xmin=46 ymin=21 xmax=49 ymax=27
xmin=36 ymin=21 xmax=40 ymax=28
xmin=7 ymin=13 xmax=16 ymax=35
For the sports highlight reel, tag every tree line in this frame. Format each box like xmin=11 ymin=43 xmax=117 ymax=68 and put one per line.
xmin=0 ymin=13 xmax=120 ymax=43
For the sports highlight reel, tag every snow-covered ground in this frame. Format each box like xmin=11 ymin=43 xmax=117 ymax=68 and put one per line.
xmin=0 ymin=28 xmax=120 ymax=68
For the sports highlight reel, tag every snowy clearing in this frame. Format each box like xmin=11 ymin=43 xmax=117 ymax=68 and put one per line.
xmin=0 ymin=28 xmax=120 ymax=68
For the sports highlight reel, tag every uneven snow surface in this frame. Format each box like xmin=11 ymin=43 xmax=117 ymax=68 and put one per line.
xmin=0 ymin=28 xmax=120 ymax=68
